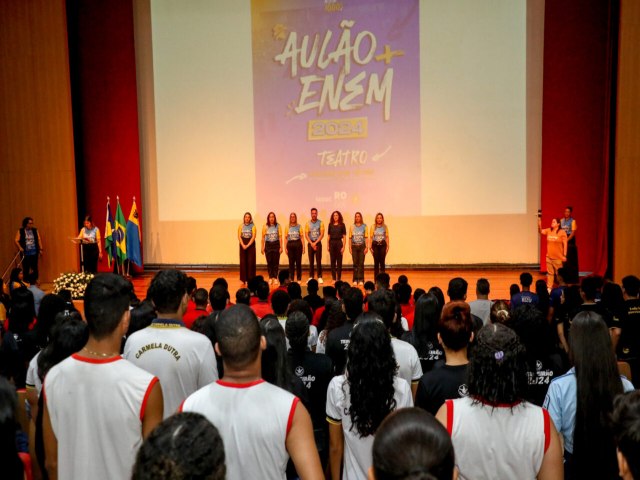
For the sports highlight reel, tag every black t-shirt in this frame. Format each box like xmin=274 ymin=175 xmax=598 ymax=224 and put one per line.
xmin=288 ymin=350 xmax=333 ymax=430
xmin=326 ymin=321 xmax=354 ymax=375
xmin=524 ymin=354 xmax=564 ymax=406
xmin=401 ymin=331 xmax=444 ymax=373
xmin=416 ymin=363 xmax=469 ymax=415
xmin=577 ymin=303 xmax=617 ymax=329
xmin=619 ymin=298 xmax=640 ymax=360
xmin=303 ymin=293 xmax=324 ymax=312
xmin=328 ymin=223 xmax=346 ymax=241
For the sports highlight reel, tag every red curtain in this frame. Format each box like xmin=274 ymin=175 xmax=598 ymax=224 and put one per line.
xmin=540 ymin=0 xmax=618 ymax=277
xmin=67 ymin=0 xmax=142 ymax=273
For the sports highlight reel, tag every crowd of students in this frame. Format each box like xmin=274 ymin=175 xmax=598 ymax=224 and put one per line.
xmin=1 ymin=267 xmax=640 ymax=480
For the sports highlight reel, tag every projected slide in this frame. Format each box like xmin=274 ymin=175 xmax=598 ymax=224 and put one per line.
xmin=251 ymin=0 xmax=421 ymax=215
xmin=143 ymin=0 xmax=540 ymax=265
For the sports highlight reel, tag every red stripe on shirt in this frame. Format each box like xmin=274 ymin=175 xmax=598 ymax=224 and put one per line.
xmin=542 ymin=408 xmax=551 ymax=453
xmin=71 ymin=353 xmax=123 ymax=364
xmin=286 ymin=397 xmax=300 ymax=438
xmin=140 ymin=377 xmax=159 ymax=421
xmin=446 ymin=399 xmax=454 ymax=435
xmin=216 ymin=379 xmax=265 ymax=389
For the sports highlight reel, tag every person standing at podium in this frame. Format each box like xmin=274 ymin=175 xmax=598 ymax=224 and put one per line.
xmin=77 ymin=215 xmax=102 ymax=273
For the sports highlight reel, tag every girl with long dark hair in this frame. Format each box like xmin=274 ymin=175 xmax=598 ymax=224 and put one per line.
xmin=544 ymin=311 xmax=635 ymax=479
xmin=437 ymin=323 xmax=563 ymax=479
xmin=401 ymin=292 xmax=444 ymax=373
xmin=259 ymin=315 xmax=307 ymax=401
xmin=327 ymin=211 xmax=346 ymax=283
xmin=9 ymin=267 xmax=29 ymax=293
xmin=326 ymin=313 xmax=413 ymax=480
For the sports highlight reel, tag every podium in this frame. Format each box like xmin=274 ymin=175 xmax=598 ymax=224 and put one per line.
xmin=69 ymin=237 xmax=92 ymax=273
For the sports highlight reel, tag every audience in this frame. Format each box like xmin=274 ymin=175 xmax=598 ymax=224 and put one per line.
xmin=3 ymin=264 xmax=638 ymax=480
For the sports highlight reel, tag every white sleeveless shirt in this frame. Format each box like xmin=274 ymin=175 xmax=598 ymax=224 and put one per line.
xmin=446 ymin=396 xmax=550 ymax=480
xmin=44 ymin=354 xmax=158 ymax=480
xmin=181 ymin=379 xmax=299 ymax=480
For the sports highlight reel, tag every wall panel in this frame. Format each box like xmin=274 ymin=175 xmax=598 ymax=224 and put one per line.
xmin=0 ymin=0 xmax=78 ymax=283
xmin=613 ymin=0 xmax=640 ymax=281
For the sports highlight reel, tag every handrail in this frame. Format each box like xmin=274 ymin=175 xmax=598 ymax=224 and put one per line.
xmin=2 ymin=251 xmax=23 ymax=285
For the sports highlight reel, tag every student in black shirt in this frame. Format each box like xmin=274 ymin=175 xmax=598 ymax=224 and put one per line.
xmin=285 ymin=311 xmax=332 ymax=468
xmin=303 ymin=279 xmax=324 ymax=312
xmin=619 ymin=275 xmax=640 ymax=385
xmin=326 ymin=287 xmax=363 ymax=375
xmin=416 ymin=301 xmax=473 ymax=415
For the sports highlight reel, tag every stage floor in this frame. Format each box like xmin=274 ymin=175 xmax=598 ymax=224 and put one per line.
xmin=126 ymin=268 xmax=546 ymax=303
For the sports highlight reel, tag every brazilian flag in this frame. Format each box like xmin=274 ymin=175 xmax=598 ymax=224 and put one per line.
xmin=115 ymin=200 xmax=127 ymax=265
xmin=104 ymin=200 xmax=116 ymax=267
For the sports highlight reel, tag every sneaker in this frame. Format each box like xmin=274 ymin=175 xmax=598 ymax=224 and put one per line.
xmin=359 ymin=281 xmax=364 ymax=286
xmin=318 ymin=277 xmax=324 ymax=284
xmin=353 ymin=282 xmax=358 ymax=286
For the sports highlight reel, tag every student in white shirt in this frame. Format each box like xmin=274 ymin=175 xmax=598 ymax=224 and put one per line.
xmin=124 ymin=269 xmax=217 ymax=418
xmin=43 ymin=274 xmax=163 ymax=480
xmin=326 ymin=313 xmax=413 ymax=480
xmin=181 ymin=304 xmax=323 ymax=480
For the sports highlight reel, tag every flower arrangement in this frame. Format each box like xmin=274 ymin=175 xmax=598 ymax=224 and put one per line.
xmin=53 ymin=272 xmax=95 ymax=299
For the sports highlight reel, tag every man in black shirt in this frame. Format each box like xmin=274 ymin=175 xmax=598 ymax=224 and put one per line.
xmin=325 ymin=287 xmax=363 ymax=375
xmin=619 ymin=275 xmax=640 ymax=386
xmin=285 ymin=311 xmax=332 ymax=468
xmin=416 ymin=301 xmax=473 ymax=415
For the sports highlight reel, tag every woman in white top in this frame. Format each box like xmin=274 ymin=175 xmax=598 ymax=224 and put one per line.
xmin=77 ymin=215 xmax=102 ymax=273
xmin=326 ymin=312 xmax=413 ymax=480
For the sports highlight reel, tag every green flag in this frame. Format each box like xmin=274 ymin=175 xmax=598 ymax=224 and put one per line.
xmin=115 ymin=200 xmax=127 ymax=265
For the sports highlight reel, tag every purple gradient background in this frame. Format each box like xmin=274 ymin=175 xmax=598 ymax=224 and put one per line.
xmin=251 ymin=0 xmax=421 ymax=219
